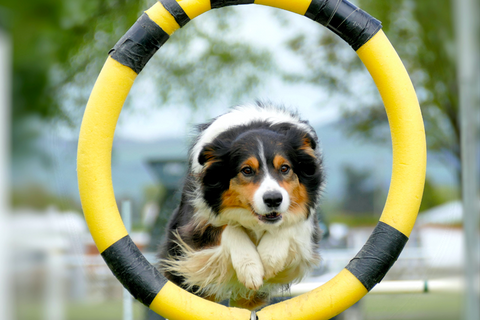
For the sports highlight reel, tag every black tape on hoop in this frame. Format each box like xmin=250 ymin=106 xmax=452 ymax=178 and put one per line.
xmin=346 ymin=221 xmax=409 ymax=291
xmin=210 ymin=0 xmax=255 ymax=9
xmin=160 ymin=0 xmax=191 ymax=27
xmin=109 ymin=13 xmax=169 ymax=74
xmin=305 ymin=0 xmax=382 ymax=50
xmin=101 ymin=235 xmax=168 ymax=306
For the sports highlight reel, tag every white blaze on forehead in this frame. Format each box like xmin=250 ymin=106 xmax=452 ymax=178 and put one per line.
xmin=254 ymin=140 xmax=290 ymax=214
xmin=191 ymin=104 xmax=314 ymax=174
xmin=257 ymin=139 xmax=267 ymax=170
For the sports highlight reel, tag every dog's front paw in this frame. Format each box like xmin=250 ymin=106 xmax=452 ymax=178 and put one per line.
xmin=260 ymin=253 xmax=287 ymax=280
xmin=224 ymin=225 xmax=265 ymax=290
xmin=235 ymin=261 xmax=264 ymax=290
xmin=257 ymin=237 xmax=290 ymax=280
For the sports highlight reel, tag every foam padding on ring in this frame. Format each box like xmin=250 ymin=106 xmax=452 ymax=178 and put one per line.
xmin=255 ymin=0 xmax=311 ymax=15
xmin=145 ymin=0 xmax=212 ymax=35
xmin=211 ymin=0 xmax=255 ymax=9
xmin=176 ymin=0 xmax=211 ymax=20
xmin=109 ymin=13 xmax=170 ymax=74
xmin=160 ymin=0 xmax=192 ymax=27
xmin=101 ymin=236 xmax=168 ymax=306
xmin=256 ymin=269 xmax=368 ymax=320
xmin=356 ymin=30 xmax=426 ymax=237
xmin=78 ymin=1 xmax=426 ymax=319
xmin=145 ymin=2 xmax=182 ymax=35
xmin=305 ymin=0 xmax=382 ymax=50
xmin=77 ymin=57 xmax=137 ymax=253
xmin=346 ymin=222 xmax=408 ymax=291
xmin=150 ymin=281 xmax=252 ymax=320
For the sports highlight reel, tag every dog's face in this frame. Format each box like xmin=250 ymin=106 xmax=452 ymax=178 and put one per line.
xmin=198 ymin=123 xmax=323 ymax=229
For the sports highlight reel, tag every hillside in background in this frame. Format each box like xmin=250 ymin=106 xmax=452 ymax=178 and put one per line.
xmin=11 ymin=119 xmax=457 ymax=214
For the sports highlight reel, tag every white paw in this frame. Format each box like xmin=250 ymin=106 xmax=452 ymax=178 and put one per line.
xmin=258 ymin=234 xmax=290 ymax=281
xmin=260 ymin=254 xmax=286 ymax=280
xmin=222 ymin=225 xmax=265 ymax=290
xmin=236 ymin=261 xmax=264 ymax=290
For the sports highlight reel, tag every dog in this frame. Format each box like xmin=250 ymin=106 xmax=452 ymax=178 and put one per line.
xmin=158 ymin=102 xmax=325 ymax=310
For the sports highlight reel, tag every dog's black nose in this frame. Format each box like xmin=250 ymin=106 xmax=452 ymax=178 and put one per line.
xmin=263 ymin=191 xmax=283 ymax=208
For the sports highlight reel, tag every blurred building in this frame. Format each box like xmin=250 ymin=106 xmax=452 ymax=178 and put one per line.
xmin=11 ymin=207 xmax=150 ymax=320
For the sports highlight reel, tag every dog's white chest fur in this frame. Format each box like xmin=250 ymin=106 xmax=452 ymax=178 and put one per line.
xmin=162 ymin=213 xmax=319 ymax=304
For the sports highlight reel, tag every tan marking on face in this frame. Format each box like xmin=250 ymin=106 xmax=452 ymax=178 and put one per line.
xmin=279 ymin=175 xmax=309 ymax=217
xmin=274 ymin=154 xmax=294 ymax=180
xmin=242 ymin=157 xmax=259 ymax=172
xmin=220 ymin=157 xmax=261 ymax=212
xmin=220 ymin=178 xmax=260 ymax=212
xmin=300 ymin=136 xmax=316 ymax=158
xmin=273 ymin=155 xmax=290 ymax=171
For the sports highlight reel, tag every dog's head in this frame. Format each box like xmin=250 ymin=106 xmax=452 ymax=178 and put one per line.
xmin=194 ymin=106 xmax=324 ymax=229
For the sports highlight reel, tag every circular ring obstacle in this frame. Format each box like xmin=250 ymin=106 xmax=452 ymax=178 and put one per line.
xmin=77 ymin=0 xmax=426 ymax=319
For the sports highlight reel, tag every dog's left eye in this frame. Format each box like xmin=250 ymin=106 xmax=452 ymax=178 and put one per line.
xmin=241 ymin=166 xmax=254 ymax=176
xmin=280 ymin=164 xmax=290 ymax=174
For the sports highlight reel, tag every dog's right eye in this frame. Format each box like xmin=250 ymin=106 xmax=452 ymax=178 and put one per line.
xmin=241 ymin=167 xmax=254 ymax=176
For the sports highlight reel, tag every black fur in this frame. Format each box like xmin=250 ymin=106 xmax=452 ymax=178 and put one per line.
xmin=198 ymin=122 xmax=324 ymax=215
xmin=158 ymin=103 xmax=325 ymax=299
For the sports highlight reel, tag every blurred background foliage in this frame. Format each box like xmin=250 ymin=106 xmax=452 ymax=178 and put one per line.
xmin=1 ymin=0 xmax=146 ymax=159
xmin=1 ymin=0 xmax=275 ymax=160
xmin=2 ymin=0 xmax=459 ymax=214
xmin=284 ymin=0 xmax=459 ymax=180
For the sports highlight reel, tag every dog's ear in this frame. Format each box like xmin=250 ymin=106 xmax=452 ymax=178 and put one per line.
xmin=285 ymin=131 xmax=320 ymax=177
xmin=299 ymin=134 xmax=317 ymax=159
xmin=198 ymin=142 xmax=231 ymax=213
xmin=198 ymin=140 xmax=230 ymax=167
xmin=198 ymin=145 xmax=217 ymax=167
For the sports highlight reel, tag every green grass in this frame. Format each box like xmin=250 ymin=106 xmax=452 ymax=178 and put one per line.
xmin=67 ymin=301 xmax=146 ymax=320
xmin=16 ymin=293 xmax=463 ymax=320
xmin=328 ymin=213 xmax=380 ymax=227
xmin=362 ymin=293 xmax=463 ymax=320
xmin=16 ymin=300 xmax=147 ymax=320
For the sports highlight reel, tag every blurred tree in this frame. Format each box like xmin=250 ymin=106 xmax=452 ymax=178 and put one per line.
xmin=1 ymin=0 xmax=146 ymax=158
xmin=419 ymin=178 xmax=460 ymax=212
xmin=1 ymin=0 xmax=275 ymax=159
xmin=283 ymin=0 xmax=459 ymax=180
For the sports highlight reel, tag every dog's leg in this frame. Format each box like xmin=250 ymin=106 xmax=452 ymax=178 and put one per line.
xmin=222 ymin=225 xmax=264 ymax=290
xmin=229 ymin=291 xmax=269 ymax=311
xmin=257 ymin=230 xmax=291 ymax=280
xmin=260 ymin=217 xmax=320 ymax=282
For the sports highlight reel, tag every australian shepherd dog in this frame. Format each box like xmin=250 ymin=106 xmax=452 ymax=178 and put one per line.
xmin=158 ymin=102 xmax=325 ymax=310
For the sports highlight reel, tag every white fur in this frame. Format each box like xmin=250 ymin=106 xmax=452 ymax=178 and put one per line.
xmin=161 ymin=219 xmax=319 ymax=302
xmin=258 ymin=214 xmax=319 ymax=280
xmin=191 ymin=104 xmax=315 ymax=174
xmin=253 ymin=174 xmax=290 ymax=214
xmin=222 ymin=225 xmax=264 ymax=290
xmin=253 ymin=140 xmax=290 ymax=215
xmin=257 ymin=231 xmax=291 ymax=280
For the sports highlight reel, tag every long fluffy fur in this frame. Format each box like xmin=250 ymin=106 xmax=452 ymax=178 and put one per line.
xmin=157 ymin=102 xmax=325 ymax=310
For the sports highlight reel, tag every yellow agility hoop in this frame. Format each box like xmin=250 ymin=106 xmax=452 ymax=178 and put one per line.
xmin=77 ymin=1 xmax=426 ymax=319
